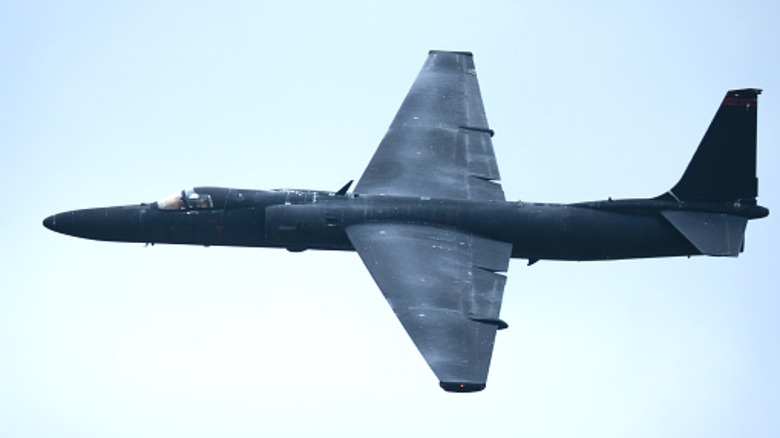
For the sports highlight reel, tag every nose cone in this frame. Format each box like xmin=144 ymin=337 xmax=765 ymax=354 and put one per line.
xmin=42 ymin=206 xmax=146 ymax=242
xmin=43 ymin=212 xmax=74 ymax=235
xmin=43 ymin=214 xmax=58 ymax=231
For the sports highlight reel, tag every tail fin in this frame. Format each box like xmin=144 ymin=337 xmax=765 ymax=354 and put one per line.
xmin=660 ymin=89 xmax=762 ymax=204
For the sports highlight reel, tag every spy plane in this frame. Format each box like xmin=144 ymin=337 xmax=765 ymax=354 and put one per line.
xmin=44 ymin=51 xmax=768 ymax=392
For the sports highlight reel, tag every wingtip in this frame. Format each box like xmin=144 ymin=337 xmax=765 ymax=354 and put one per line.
xmin=428 ymin=49 xmax=473 ymax=57
xmin=439 ymin=381 xmax=486 ymax=393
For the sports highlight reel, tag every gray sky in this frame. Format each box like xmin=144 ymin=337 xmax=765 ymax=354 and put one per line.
xmin=3 ymin=1 xmax=779 ymax=437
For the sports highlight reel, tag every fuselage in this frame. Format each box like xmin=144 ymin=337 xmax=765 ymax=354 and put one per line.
xmin=42 ymin=186 xmax=769 ymax=262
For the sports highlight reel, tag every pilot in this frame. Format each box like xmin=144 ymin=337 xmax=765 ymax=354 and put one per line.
xmin=158 ymin=192 xmax=184 ymax=210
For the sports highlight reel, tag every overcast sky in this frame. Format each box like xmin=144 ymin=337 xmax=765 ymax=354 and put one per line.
xmin=3 ymin=1 xmax=779 ymax=437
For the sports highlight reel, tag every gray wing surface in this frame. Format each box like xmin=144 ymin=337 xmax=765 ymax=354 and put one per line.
xmin=354 ymin=51 xmax=504 ymax=201
xmin=346 ymin=223 xmax=512 ymax=392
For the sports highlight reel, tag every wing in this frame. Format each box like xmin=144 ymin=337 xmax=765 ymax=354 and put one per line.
xmin=346 ymin=223 xmax=512 ymax=392
xmin=354 ymin=50 xmax=504 ymax=201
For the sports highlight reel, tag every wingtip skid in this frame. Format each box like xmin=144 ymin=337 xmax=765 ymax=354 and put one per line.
xmin=439 ymin=382 xmax=487 ymax=393
xmin=428 ymin=49 xmax=473 ymax=56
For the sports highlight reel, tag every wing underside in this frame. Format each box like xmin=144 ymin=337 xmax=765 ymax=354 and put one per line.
xmin=354 ymin=51 xmax=504 ymax=201
xmin=346 ymin=223 xmax=512 ymax=392
xmin=349 ymin=51 xmax=511 ymax=392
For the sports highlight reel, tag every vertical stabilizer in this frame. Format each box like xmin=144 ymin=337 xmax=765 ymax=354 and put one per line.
xmin=663 ymin=89 xmax=761 ymax=203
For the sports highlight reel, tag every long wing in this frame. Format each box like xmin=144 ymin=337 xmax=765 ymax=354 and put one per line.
xmin=346 ymin=223 xmax=512 ymax=392
xmin=354 ymin=50 xmax=504 ymax=201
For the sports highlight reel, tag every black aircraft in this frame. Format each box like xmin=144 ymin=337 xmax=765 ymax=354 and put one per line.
xmin=44 ymin=51 xmax=768 ymax=392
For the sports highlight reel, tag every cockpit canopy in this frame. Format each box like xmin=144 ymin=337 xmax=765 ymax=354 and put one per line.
xmin=157 ymin=188 xmax=215 ymax=210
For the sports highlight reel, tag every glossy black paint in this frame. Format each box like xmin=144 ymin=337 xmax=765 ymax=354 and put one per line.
xmin=42 ymin=189 xmax=769 ymax=261
xmin=40 ymin=52 xmax=769 ymax=393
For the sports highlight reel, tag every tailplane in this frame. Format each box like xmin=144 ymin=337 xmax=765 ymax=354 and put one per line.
xmin=657 ymin=89 xmax=767 ymax=256
xmin=660 ymin=89 xmax=762 ymax=204
xmin=661 ymin=211 xmax=747 ymax=256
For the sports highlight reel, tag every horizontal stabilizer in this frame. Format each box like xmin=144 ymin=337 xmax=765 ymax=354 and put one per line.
xmin=661 ymin=211 xmax=747 ymax=256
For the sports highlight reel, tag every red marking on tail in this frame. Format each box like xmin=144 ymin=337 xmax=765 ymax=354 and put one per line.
xmin=722 ymin=97 xmax=757 ymax=107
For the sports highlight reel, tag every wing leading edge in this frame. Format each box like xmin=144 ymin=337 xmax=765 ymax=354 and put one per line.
xmin=354 ymin=50 xmax=504 ymax=201
xmin=346 ymin=223 xmax=512 ymax=392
